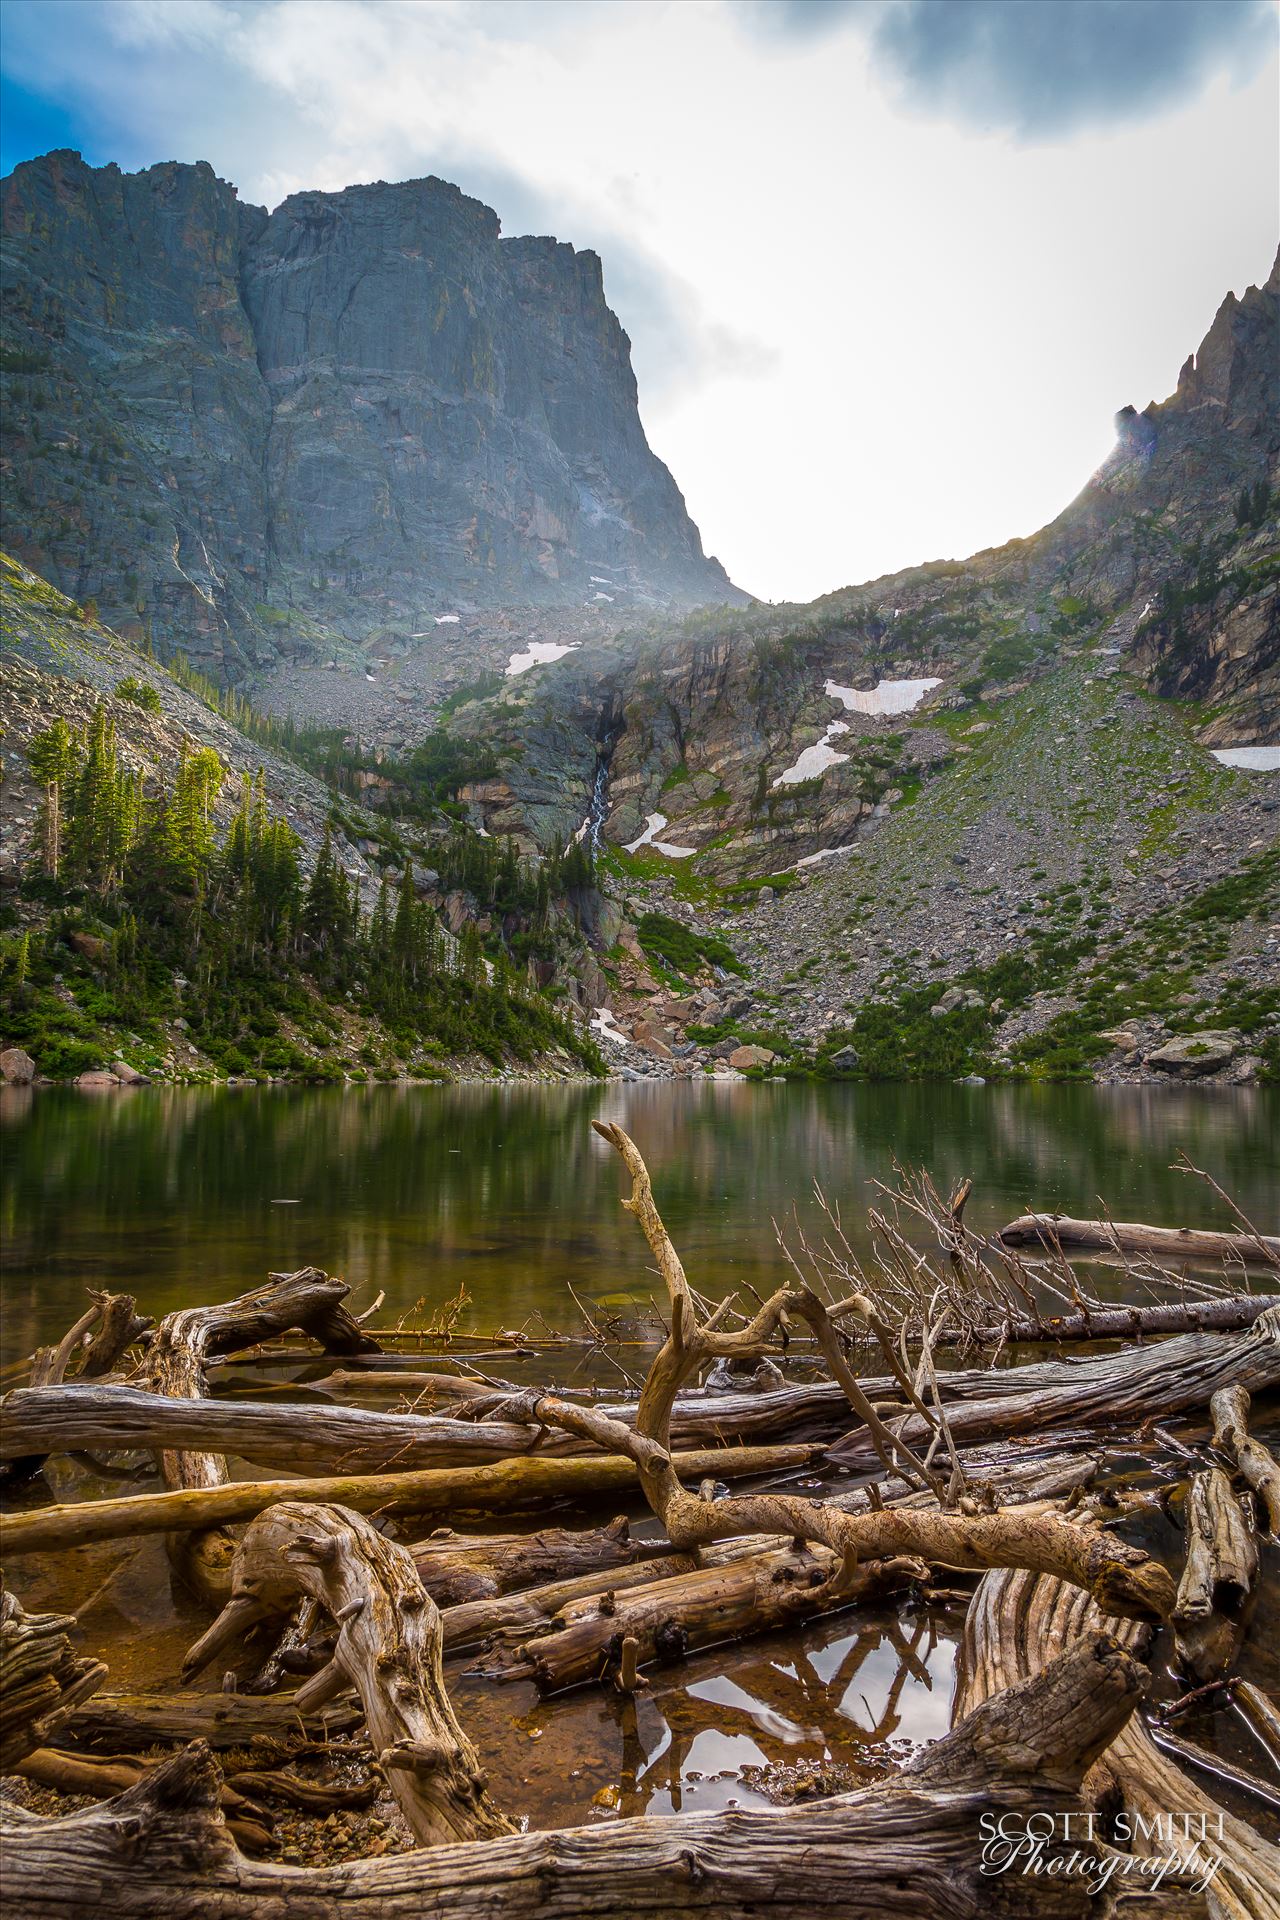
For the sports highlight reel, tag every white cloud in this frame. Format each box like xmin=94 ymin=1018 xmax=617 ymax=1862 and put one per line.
xmin=2 ymin=0 xmax=1276 ymax=601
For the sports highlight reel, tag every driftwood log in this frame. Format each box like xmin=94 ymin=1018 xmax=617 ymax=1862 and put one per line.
xmin=829 ymin=1307 xmax=1280 ymax=1470
xmin=409 ymin=1515 xmax=668 ymax=1606
xmin=477 ymin=1544 xmax=927 ymax=1692
xmin=437 ymin=1451 xmax=1097 ymax=1654
xmin=61 ymin=1689 xmax=361 ymax=1752
xmin=957 ymin=1564 xmax=1280 ymax=1920
xmin=126 ymin=1269 xmax=380 ymax=1601
xmin=0 ymin=1586 xmax=106 ymax=1772
xmin=180 ymin=1501 xmax=512 ymax=1846
xmin=998 ymin=1214 xmax=1280 ymax=1266
xmin=0 ymin=1441 xmax=815 ymax=1559
xmin=13 ymin=1747 xmax=276 ymax=1852
xmin=1171 ymin=1469 xmax=1259 ymax=1686
xmin=0 ymin=1634 xmax=1198 ymax=1918
xmin=582 ymin=1123 xmax=1174 ymax=1625
xmin=1210 ymin=1386 xmax=1280 ymax=1534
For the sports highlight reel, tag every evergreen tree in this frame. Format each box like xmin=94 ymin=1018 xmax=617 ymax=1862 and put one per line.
xmin=26 ymin=717 xmax=80 ymax=877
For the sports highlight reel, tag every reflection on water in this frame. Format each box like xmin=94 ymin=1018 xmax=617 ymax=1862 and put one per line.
xmin=460 ymin=1604 xmax=961 ymax=1828
xmin=2 ymin=1080 xmax=1277 ymax=1367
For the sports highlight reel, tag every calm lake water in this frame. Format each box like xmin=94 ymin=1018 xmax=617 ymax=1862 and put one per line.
xmin=3 ymin=1078 xmax=1277 ymax=1368
xmin=2 ymin=1079 xmax=1277 ymax=1836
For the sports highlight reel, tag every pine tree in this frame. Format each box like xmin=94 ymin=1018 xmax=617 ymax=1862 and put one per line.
xmin=26 ymin=718 xmax=80 ymax=877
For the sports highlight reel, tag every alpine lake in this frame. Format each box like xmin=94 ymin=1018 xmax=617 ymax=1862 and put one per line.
xmin=2 ymin=1079 xmax=1277 ymax=1840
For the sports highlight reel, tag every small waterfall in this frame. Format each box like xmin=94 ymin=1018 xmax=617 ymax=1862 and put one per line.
xmin=579 ymin=721 xmax=621 ymax=854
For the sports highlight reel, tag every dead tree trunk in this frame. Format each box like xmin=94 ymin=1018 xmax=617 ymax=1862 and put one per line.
xmin=956 ymin=1564 xmax=1280 ymax=1920
xmin=477 ymin=1546 xmax=926 ymax=1693
xmin=0 ymin=1586 xmax=106 ymax=1772
xmin=0 ymin=1635 xmax=1195 ymax=1918
xmin=828 ymin=1307 xmax=1280 ymax=1470
xmin=180 ymin=1501 xmax=512 ymax=1847
xmin=0 ymin=1441 xmax=816 ymax=1560
xmin=998 ymin=1214 xmax=1280 ymax=1266
xmin=59 ymin=1690 xmax=361 ymax=1752
xmin=129 ymin=1269 xmax=381 ymax=1602
xmin=1172 ymin=1469 xmax=1259 ymax=1686
xmin=1210 ymin=1386 xmax=1280 ymax=1535
xmin=587 ymin=1123 xmax=1175 ymax=1624
xmin=409 ymin=1515 xmax=667 ymax=1606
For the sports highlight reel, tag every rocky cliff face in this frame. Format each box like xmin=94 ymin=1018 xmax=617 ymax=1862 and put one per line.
xmin=1 ymin=152 xmax=740 ymax=678
xmin=444 ymin=250 xmax=1277 ymax=873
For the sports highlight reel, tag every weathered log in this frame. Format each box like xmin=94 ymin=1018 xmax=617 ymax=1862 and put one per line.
xmin=0 ymin=1441 xmax=815 ymax=1559
xmin=829 ymin=1307 xmax=1280 ymax=1470
xmin=478 ymin=1546 xmax=927 ymax=1693
xmin=15 ymin=1746 xmax=273 ymax=1827
xmin=179 ymin=1502 xmax=512 ymax=1846
xmin=957 ymin=1564 xmax=1280 ymax=1920
xmin=0 ymin=1381 xmax=858 ymax=1477
xmin=1146 ymin=1727 xmax=1280 ymax=1815
xmin=588 ymin=1122 xmax=1175 ymax=1625
xmin=1210 ymin=1386 xmax=1280 ymax=1535
xmin=0 ymin=1586 xmax=106 ymax=1772
xmin=1172 ymin=1469 xmax=1259 ymax=1686
xmin=998 ymin=1214 xmax=1280 ymax=1265
xmin=0 ymin=1634 xmax=1189 ymax=1918
xmin=437 ymin=1450 xmax=1099 ymax=1654
xmin=129 ymin=1269 xmax=381 ymax=1603
xmin=410 ymin=1515 xmax=669 ymax=1606
xmin=1233 ymin=1680 xmax=1280 ymax=1775
xmin=61 ymin=1689 xmax=361 ymax=1752
xmin=963 ymin=1295 xmax=1280 ymax=1346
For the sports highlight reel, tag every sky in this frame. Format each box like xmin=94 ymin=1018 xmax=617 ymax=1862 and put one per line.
xmin=1 ymin=0 xmax=1276 ymax=604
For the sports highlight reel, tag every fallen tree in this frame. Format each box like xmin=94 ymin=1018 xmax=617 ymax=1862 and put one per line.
xmin=956 ymin=1563 xmax=1280 ymax=1920
xmin=61 ymin=1689 xmax=361 ymax=1752
xmin=1171 ymin=1470 xmax=1259 ymax=1686
xmin=180 ymin=1502 xmax=513 ymax=1846
xmin=127 ymin=1269 xmax=382 ymax=1601
xmin=998 ymin=1215 xmax=1280 ymax=1266
xmin=0 ymin=1634 xmax=1200 ymax=1918
xmin=0 ymin=1440 xmax=815 ymax=1559
xmin=828 ymin=1307 xmax=1280 ymax=1471
xmin=1210 ymin=1386 xmax=1280 ymax=1535
xmin=577 ymin=1123 xmax=1174 ymax=1624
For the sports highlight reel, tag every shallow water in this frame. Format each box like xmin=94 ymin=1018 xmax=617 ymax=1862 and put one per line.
xmin=2 ymin=1081 xmax=1277 ymax=1839
xmin=3 ymin=1079 xmax=1277 ymax=1369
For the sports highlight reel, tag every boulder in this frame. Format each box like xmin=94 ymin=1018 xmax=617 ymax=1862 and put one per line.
xmin=76 ymin=1070 xmax=118 ymax=1089
xmin=632 ymin=1022 xmax=674 ymax=1060
xmin=1147 ymin=1031 xmax=1239 ymax=1078
xmin=0 ymin=1047 xmax=36 ymax=1085
xmin=1099 ymin=1028 xmax=1140 ymax=1056
xmin=828 ymin=1045 xmax=859 ymax=1069
xmin=68 ymin=930 xmax=108 ymax=964
xmin=110 ymin=1060 xmax=150 ymax=1085
xmin=930 ymin=986 xmax=986 ymax=1017
xmin=728 ymin=1044 xmax=776 ymax=1071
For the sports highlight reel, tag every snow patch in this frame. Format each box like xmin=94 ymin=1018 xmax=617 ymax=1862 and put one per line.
xmin=794 ymin=843 xmax=858 ymax=869
xmin=624 ymin=812 xmax=699 ymax=858
xmin=1210 ymin=745 xmax=1280 ymax=772
xmin=825 ymin=676 xmax=941 ymax=716
xmin=590 ymin=576 xmax=614 ymax=585
xmin=592 ymin=592 xmax=615 ymax=602
xmin=506 ymin=640 xmax=581 ymax=677
xmin=591 ymin=1007 xmax=631 ymax=1048
xmin=772 ymin=721 xmax=850 ymax=787
xmin=435 ymin=613 xmax=460 ymax=625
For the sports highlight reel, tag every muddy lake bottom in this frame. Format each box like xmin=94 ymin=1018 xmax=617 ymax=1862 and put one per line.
xmin=2 ymin=1080 xmax=1277 ymax=1845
